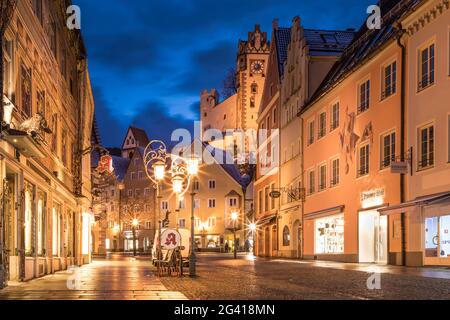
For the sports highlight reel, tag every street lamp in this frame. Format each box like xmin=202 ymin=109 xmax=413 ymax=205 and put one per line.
xmin=132 ymin=218 xmax=139 ymax=256
xmin=144 ymin=141 xmax=199 ymax=277
xmin=231 ymin=211 xmax=239 ymax=259
xmin=171 ymin=156 xmax=199 ymax=277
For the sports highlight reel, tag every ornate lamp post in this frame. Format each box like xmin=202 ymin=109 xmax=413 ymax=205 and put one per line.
xmin=143 ymin=141 xmax=199 ymax=276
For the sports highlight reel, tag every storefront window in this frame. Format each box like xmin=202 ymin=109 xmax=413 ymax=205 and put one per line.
xmin=52 ymin=205 xmax=61 ymax=256
xmin=24 ymin=182 xmax=34 ymax=256
xmin=37 ymin=192 xmax=46 ymax=256
xmin=283 ymin=226 xmax=290 ymax=246
xmin=315 ymin=215 xmax=344 ymax=254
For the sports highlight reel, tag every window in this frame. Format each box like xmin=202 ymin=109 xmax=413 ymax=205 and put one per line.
xmin=208 ymin=217 xmax=216 ymax=227
xmin=161 ymin=201 xmax=169 ymax=211
xmin=51 ymin=113 xmax=58 ymax=152
xmin=318 ymin=112 xmax=327 ymax=139
xmin=419 ymin=43 xmax=435 ymax=91
xmin=24 ymin=183 xmax=34 ymax=256
xmin=193 ymin=180 xmax=200 ymax=191
xmin=21 ymin=64 xmax=32 ymax=118
xmin=145 ymin=221 xmax=151 ymax=229
xmin=331 ymin=102 xmax=340 ymax=131
xmin=111 ymin=189 xmax=115 ymax=197
xmin=358 ymin=144 xmax=370 ymax=177
xmin=37 ymin=193 xmax=46 ymax=256
xmin=36 ymin=91 xmax=46 ymax=118
xmin=319 ymin=164 xmax=327 ymax=192
xmin=358 ymin=79 xmax=370 ymax=113
xmin=208 ymin=180 xmax=216 ymax=189
xmin=61 ymin=130 xmax=67 ymax=166
xmin=264 ymin=187 xmax=269 ymax=212
xmin=382 ymin=61 xmax=397 ymax=99
xmin=229 ymin=198 xmax=238 ymax=207
xmin=135 ymin=189 xmax=141 ymax=197
xmin=128 ymin=190 xmax=133 ymax=197
xmin=331 ymin=158 xmax=340 ymax=187
xmin=177 ymin=198 xmax=185 ymax=210
xmin=315 ymin=215 xmax=344 ymax=254
xmin=179 ymin=219 xmax=186 ymax=228
xmin=418 ymin=124 xmax=434 ymax=170
xmin=131 ymin=172 xmax=136 ymax=180
xmin=307 ymin=120 xmax=315 ymax=145
xmin=3 ymin=40 xmax=13 ymax=99
xmin=381 ymin=132 xmax=396 ymax=169
xmin=251 ymin=83 xmax=258 ymax=94
xmin=33 ymin=0 xmax=43 ymax=25
xmin=308 ymin=170 xmax=315 ymax=195
xmin=270 ymin=183 xmax=276 ymax=210
xmin=208 ymin=199 xmax=216 ymax=208
xmin=144 ymin=188 xmax=151 ymax=196
xmin=283 ymin=226 xmax=290 ymax=246
xmin=273 ymin=108 xmax=277 ymax=124
xmin=194 ymin=199 xmax=200 ymax=209
xmin=52 ymin=206 xmax=61 ymax=257
xmin=195 ymin=218 xmax=201 ymax=228
xmin=258 ymin=190 xmax=263 ymax=214
xmin=138 ymin=171 xmax=145 ymax=179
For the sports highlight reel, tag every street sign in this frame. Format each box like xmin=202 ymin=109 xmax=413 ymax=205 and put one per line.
xmin=161 ymin=229 xmax=182 ymax=250
xmin=391 ymin=161 xmax=408 ymax=174
xmin=269 ymin=191 xmax=281 ymax=199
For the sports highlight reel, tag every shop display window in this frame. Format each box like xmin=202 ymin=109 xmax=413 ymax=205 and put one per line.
xmin=315 ymin=214 xmax=344 ymax=254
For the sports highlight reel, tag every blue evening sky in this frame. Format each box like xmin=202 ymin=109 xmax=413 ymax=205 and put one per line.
xmin=73 ymin=0 xmax=374 ymax=147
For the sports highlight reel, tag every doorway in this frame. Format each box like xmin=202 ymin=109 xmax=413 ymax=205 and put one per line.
xmin=425 ymin=214 xmax=450 ymax=266
xmin=358 ymin=210 xmax=388 ymax=264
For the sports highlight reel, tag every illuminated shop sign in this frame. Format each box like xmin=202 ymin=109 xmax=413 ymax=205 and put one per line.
xmin=96 ymin=155 xmax=114 ymax=174
xmin=361 ymin=188 xmax=385 ymax=209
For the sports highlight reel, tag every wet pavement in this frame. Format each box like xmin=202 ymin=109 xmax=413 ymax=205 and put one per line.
xmin=1 ymin=253 xmax=449 ymax=300
xmin=0 ymin=255 xmax=186 ymax=300
xmin=160 ymin=253 xmax=450 ymax=300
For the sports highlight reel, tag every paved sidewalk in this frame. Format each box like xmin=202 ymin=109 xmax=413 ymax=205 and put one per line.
xmin=0 ymin=255 xmax=187 ymax=300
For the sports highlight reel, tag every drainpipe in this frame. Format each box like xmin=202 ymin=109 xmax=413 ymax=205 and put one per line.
xmin=395 ymin=22 xmax=407 ymax=266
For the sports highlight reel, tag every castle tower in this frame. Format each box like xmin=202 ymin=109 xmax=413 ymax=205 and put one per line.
xmin=236 ymin=24 xmax=270 ymax=132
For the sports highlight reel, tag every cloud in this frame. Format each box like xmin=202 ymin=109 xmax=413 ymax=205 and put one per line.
xmin=91 ymin=85 xmax=128 ymax=147
xmin=130 ymin=100 xmax=196 ymax=145
xmin=175 ymin=40 xmax=236 ymax=95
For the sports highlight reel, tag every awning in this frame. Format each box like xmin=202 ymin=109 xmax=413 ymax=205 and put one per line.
xmin=304 ymin=205 xmax=345 ymax=221
xmin=256 ymin=214 xmax=277 ymax=226
xmin=378 ymin=192 xmax=450 ymax=215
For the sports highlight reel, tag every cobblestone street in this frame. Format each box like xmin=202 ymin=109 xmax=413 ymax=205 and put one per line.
xmin=160 ymin=254 xmax=450 ymax=300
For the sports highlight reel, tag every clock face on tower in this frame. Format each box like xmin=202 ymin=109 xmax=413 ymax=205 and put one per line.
xmin=250 ymin=60 xmax=264 ymax=74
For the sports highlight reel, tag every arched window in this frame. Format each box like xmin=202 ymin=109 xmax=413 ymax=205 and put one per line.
xmin=283 ymin=226 xmax=290 ymax=246
xmin=251 ymin=83 xmax=258 ymax=94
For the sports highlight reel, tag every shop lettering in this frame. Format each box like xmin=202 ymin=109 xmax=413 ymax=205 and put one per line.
xmin=361 ymin=189 xmax=385 ymax=202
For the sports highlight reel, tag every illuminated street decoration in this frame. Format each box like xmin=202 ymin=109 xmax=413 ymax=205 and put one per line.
xmin=96 ymin=155 xmax=114 ymax=175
